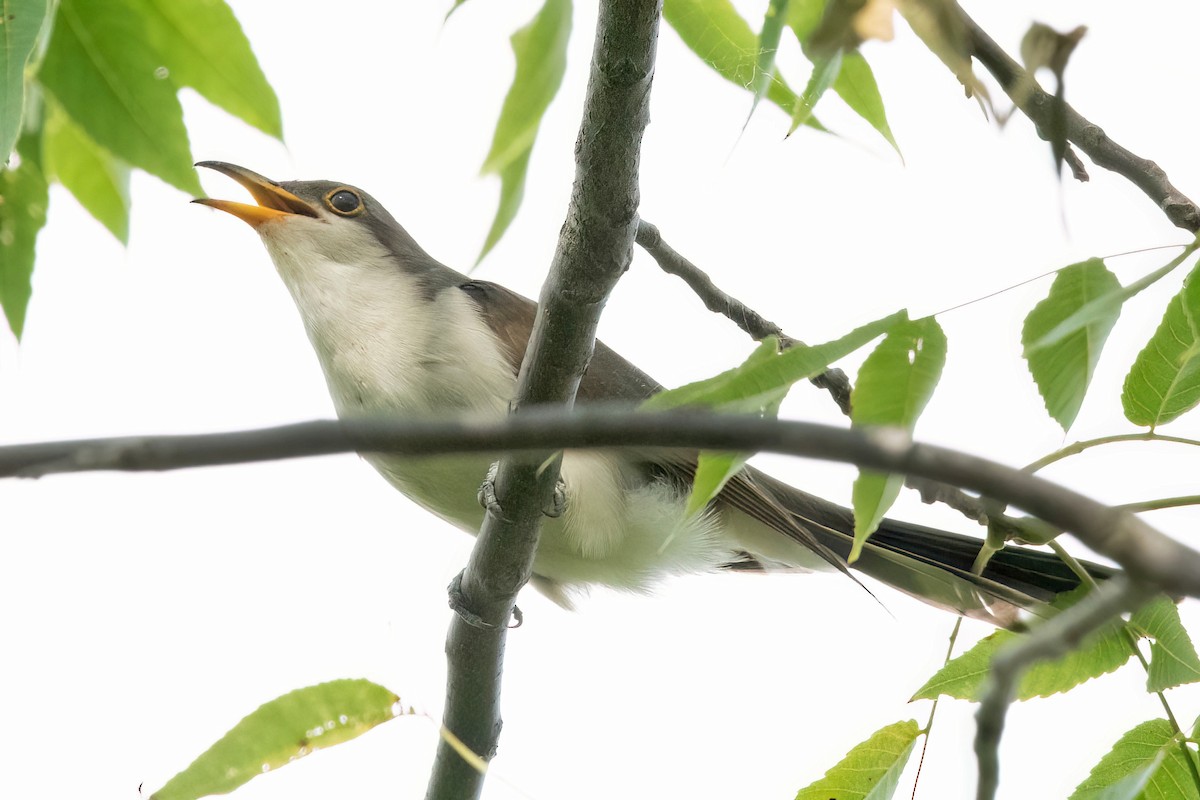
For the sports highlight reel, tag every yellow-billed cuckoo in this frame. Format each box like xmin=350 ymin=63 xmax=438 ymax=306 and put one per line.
xmin=194 ymin=161 xmax=1104 ymax=626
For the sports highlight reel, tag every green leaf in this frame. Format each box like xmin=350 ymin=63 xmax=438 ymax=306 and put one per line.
xmin=786 ymin=3 xmax=899 ymax=151
xmin=652 ymin=340 xmax=789 ymax=515
xmin=788 ymin=47 xmax=840 ymax=135
xmin=1131 ymin=597 xmax=1200 ymax=693
xmin=1122 ymin=263 xmax=1200 ymax=428
xmin=37 ymin=0 xmax=201 ymax=194
xmin=685 ymin=341 xmax=791 ymax=514
xmin=118 ymin=0 xmax=282 ymax=138
xmin=784 ymin=0 xmax=824 ymax=42
xmin=849 ymin=470 xmax=904 ymax=559
xmin=1 ymin=0 xmax=49 ymax=161
xmin=1030 ymin=246 xmax=1198 ymax=351
xmin=43 ymin=98 xmax=129 ymax=242
xmin=1069 ymin=719 xmax=1199 ymax=800
xmin=480 ymin=0 xmax=571 ymax=173
xmin=1139 ymin=750 xmax=1200 ymax=799
xmin=650 ymin=321 xmax=898 ymax=516
xmin=687 ymin=451 xmax=748 ymax=516
xmin=663 ymin=0 xmax=806 ymax=121
xmin=833 ymin=50 xmax=900 ymax=156
xmin=0 ymin=133 xmax=48 ymax=338
xmin=912 ymin=624 xmax=1133 ymax=702
xmin=477 ymin=0 xmax=570 ymax=263
xmin=794 ymin=720 xmax=921 ymax=800
xmin=849 ymin=317 xmax=946 ymax=558
xmin=912 ymin=587 xmax=1134 ymax=702
xmin=650 ymin=337 xmax=782 ymax=411
xmin=851 ymin=317 xmax=947 ymax=427
xmin=1022 ymin=258 xmax=1122 ymax=430
xmin=1143 ymin=723 xmax=1200 ymax=800
xmin=150 ymin=679 xmax=406 ymax=800
xmin=746 ymin=0 xmax=789 ymax=123
xmin=645 ymin=312 xmax=905 ymax=411
xmin=477 ymin=147 xmax=529 ymax=265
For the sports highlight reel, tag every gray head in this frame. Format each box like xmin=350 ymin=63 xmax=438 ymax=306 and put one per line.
xmin=193 ymin=161 xmax=461 ymax=295
xmin=194 ymin=160 xmax=512 ymax=422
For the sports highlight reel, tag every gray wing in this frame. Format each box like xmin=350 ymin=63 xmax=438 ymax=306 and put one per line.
xmin=460 ymin=279 xmax=661 ymax=402
xmin=459 ymin=279 xmax=1104 ymax=623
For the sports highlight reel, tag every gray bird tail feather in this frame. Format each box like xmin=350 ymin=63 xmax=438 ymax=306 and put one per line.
xmin=824 ymin=517 xmax=1109 ymax=627
xmin=734 ymin=468 xmax=1112 ymax=628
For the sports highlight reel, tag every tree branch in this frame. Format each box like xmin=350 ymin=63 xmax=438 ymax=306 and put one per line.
xmin=425 ymin=3 xmax=662 ymax=798
xmin=635 ymin=219 xmax=853 ymax=414
xmin=634 ymin=219 xmax=1034 ymax=540
xmin=955 ymin=2 xmax=1200 ymax=232
xmin=3 ymin=410 xmax=1198 ymax=598
xmin=973 ymin=577 xmax=1158 ymax=800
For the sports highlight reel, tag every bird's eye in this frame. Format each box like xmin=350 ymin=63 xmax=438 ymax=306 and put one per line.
xmin=327 ymin=189 xmax=362 ymax=216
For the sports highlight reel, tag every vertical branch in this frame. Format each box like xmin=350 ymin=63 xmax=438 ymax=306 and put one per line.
xmin=424 ymin=2 xmax=663 ymax=799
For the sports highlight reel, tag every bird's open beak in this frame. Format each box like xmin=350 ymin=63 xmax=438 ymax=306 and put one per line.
xmin=192 ymin=161 xmax=319 ymax=228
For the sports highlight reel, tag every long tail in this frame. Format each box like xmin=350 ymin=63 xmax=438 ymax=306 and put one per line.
xmin=740 ymin=468 xmax=1113 ymax=627
xmin=826 ymin=517 xmax=1111 ymax=626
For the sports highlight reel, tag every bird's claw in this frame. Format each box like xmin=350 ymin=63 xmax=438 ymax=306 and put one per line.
xmin=447 ymin=571 xmax=523 ymax=630
xmin=478 ymin=461 xmax=567 ymax=519
xmin=544 ymin=478 xmax=567 ymax=518
xmin=477 ymin=461 xmax=502 ymax=514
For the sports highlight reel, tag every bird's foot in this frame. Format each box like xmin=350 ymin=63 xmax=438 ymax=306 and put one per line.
xmin=446 ymin=571 xmax=523 ymax=630
xmin=477 ymin=461 xmax=568 ymax=519
xmin=477 ymin=462 xmax=502 ymax=515
xmin=544 ymin=478 xmax=566 ymax=518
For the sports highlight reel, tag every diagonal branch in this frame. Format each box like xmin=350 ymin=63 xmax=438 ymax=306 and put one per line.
xmin=424 ymin=3 xmax=662 ymax=799
xmin=3 ymin=410 xmax=1198 ymax=599
xmin=954 ymin=1 xmax=1200 ymax=232
xmin=635 ymin=219 xmax=1031 ymax=538
xmin=635 ymin=219 xmax=853 ymax=414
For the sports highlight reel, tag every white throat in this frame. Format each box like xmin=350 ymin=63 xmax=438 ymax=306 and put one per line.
xmin=259 ymin=224 xmax=515 ymax=419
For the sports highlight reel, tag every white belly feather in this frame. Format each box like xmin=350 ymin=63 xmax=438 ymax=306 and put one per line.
xmin=264 ymin=237 xmax=740 ymax=602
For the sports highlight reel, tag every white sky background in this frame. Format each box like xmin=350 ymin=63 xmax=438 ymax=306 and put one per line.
xmin=3 ymin=1 xmax=1200 ymax=798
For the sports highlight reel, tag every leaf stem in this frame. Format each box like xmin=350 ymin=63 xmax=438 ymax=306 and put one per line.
xmin=912 ymin=617 xmax=964 ymax=799
xmin=1048 ymin=540 xmax=1098 ymax=588
xmin=1024 ymin=432 xmax=1200 ymax=474
xmin=1117 ymin=495 xmax=1200 ymax=514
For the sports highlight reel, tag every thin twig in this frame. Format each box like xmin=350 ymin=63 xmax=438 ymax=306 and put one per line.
xmin=3 ymin=409 xmax=1198 ymax=597
xmin=1024 ymin=431 xmax=1200 ymax=473
xmin=995 ymin=494 xmax=1200 ymax=551
xmin=634 ymin=219 xmax=1027 ymax=533
xmin=1048 ymin=540 xmax=1100 ymax=589
xmin=1118 ymin=495 xmax=1200 ymax=514
xmin=956 ymin=1 xmax=1200 ymax=232
xmin=912 ymin=616 xmax=963 ymax=799
xmin=902 ymin=478 xmax=1025 ymax=539
xmin=635 ymin=219 xmax=853 ymax=414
